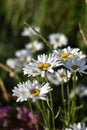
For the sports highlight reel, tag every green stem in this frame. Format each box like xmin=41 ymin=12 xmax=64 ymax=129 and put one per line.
xmin=45 ymin=72 xmax=56 ymax=130
xmin=61 ymin=82 xmax=65 ymax=106
xmin=42 ymin=100 xmax=53 ymax=130
xmin=36 ymin=101 xmax=49 ymax=127
xmin=65 ymin=69 xmax=71 ymax=127
xmin=66 ymin=81 xmax=70 ymax=126
xmin=49 ymin=91 xmax=56 ymax=130
xmin=28 ymin=99 xmax=38 ymax=130
xmin=72 ymin=72 xmax=77 ymax=123
xmin=61 ymin=81 xmax=66 ymax=127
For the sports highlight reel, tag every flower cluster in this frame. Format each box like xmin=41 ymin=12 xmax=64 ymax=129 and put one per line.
xmin=0 ymin=106 xmax=12 ymax=128
xmin=10 ymin=26 xmax=87 ymax=130
xmin=65 ymin=122 xmax=87 ymax=130
xmin=6 ymin=26 xmax=44 ymax=74
xmin=0 ymin=105 xmax=42 ymax=130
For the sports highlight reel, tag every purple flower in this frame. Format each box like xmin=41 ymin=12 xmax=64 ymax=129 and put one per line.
xmin=0 ymin=106 xmax=12 ymax=127
xmin=16 ymin=106 xmax=30 ymax=121
xmin=0 ymin=106 xmax=12 ymax=119
xmin=16 ymin=106 xmax=42 ymax=129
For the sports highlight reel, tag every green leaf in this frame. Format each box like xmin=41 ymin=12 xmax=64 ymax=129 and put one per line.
xmin=54 ymin=107 xmax=61 ymax=119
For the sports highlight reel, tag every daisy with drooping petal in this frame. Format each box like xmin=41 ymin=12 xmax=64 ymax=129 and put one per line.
xmin=23 ymin=53 xmax=61 ymax=77
xmin=12 ymin=80 xmax=52 ymax=102
xmin=47 ymin=72 xmax=60 ymax=85
xmin=65 ymin=122 xmax=87 ymax=130
xmin=53 ymin=46 xmax=80 ymax=62
xmin=64 ymin=58 xmax=87 ymax=75
xmin=25 ymin=40 xmax=44 ymax=53
xmin=49 ymin=33 xmax=68 ymax=49
xmin=21 ymin=26 xmax=40 ymax=37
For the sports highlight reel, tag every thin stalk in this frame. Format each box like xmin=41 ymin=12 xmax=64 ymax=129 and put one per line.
xmin=24 ymin=22 xmax=52 ymax=49
xmin=28 ymin=99 xmax=38 ymax=130
xmin=66 ymin=81 xmax=70 ymax=126
xmin=79 ymin=23 xmax=87 ymax=46
xmin=72 ymin=72 xmax=77 ymax=123
xmin=36 ymin=100 xmax=51 ymax=129
xmin=0 ymin=63 xmax=20 ymax=81
xmin=49 ymin=92 xmax=56 ymax=130
xmin=36 ymin=75 xmax=50 ymax=127
xmin=0 ymin=78 xmax=9 ymax=102
xmin=41 ymin=100 xmax=51 ymax=129
xmin=61 ymin=81 xmax=66 ymax=128
xmin=66 ymin=71 xmax=70 ymax=127
xmin=45 ymin=72 xmax=56 ymax=130
xmin=36 ymin=101 xmax=48 ymax=126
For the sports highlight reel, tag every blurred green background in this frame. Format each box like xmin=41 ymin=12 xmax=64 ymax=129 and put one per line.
xmin=0 ymin=0 xmax=87 ymax=63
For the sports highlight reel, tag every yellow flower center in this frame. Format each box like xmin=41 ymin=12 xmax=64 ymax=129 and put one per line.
xmin=55 ymin=38 xmax=60 ymax=44
xmin=23 ymin=57 xmax=28 ymax=62
xmin=71 ymin=55 xmax=76 ymax=60
xmin=21 ymin=91 xmax=26 ymax=95
xmin=60 ymin=74 xmax=66 ymax=78
xmin=38 ymin=63 xmax=51 ymax=69
xmin=30 ymin=47 xmax=36 ymax=51
xmin=71 ymin=65 xmax=79 ymax=70
xmin=30 ymin=89 xmax=40 ymax=96
xmin=60 ymin=52 xmax=70 ymax=58
xmin=33 ymin=69 xmax=39 ymax=73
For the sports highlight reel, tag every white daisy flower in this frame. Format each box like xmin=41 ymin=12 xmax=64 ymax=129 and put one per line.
xmin=55 ymin=68 xmax=71 ymax=83
xmin=21 ymin=26 xmax=40 ymax=37
xmin=6 ymin=58 xmax=18 ymax=70
xmin=23 ymin=53 xmax=61 ymax=77
xmin=49 ymin=33 xmax=68 ymax=49
xmin=53 ymin=46 xmax=87 ymax=64
xmin=25 ymin=40 xmax=44 ymax=53
xmin=6 ymin=58 xmax=23 ymax=73
xmin=47 ymin=68 xmax=71 ymax=85
xmin=70 ymin=85 xmax=87 ymax=98
xmin=64 ymin=58 xmax=87 ymax=74
xmin=78 ymin=51 xmax=87 ymax=60
xmin=12 ymin=80 xmax=52 ymax=102
xmin=15 ymin=49 xmax=32 ymax=63
xmin=65 ymin=122 xmax=87 ymax=130
xmin=12 ymin=81 xmax=30 ymax=102
xmin=53 ymin=46 xmax=80 ymax=62
xmin=69 ymin=51 xmax=86 ymax=61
